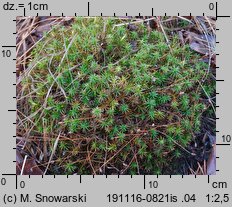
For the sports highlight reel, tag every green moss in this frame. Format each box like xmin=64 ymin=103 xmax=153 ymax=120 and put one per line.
xmin=19 ymin=17 xmax=215 ymax=175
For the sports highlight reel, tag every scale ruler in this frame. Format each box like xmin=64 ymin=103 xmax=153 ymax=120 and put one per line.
xmin=0 ymin=174 xmax=231 ymax=206
xmin=0 ymin=0 xmax=231 ymax=206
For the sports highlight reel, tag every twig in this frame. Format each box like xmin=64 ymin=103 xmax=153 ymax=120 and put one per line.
xmin=157 ymin=129 xmax=196 ymax=156
xmin=20 ymin=155 xmax=28 ymax=175
xmin=177 ymin=16 xmax=194 ymax=24
xmin=59 ymin=33 xmax=78 ymax=66
xmin=99 ymin=135 xmax=138 ymax=171
xmin=198 ymin=81 xmax=216 ymax=115
xmin=87 ymin=145 xmax=96 ymax=175
xmin=172 ymin=139 xmax=196 ymax=156
xmin=48 ymin=56 xmax=67 ymax=99
xmin=113 ymin=17 xmax=157 ymax=28
xmin=156 ymin=17 xmax=171 ymax=49
xmin=44 ymin=132 xmax=61 ymax=175
xmin=101 ymin=52 xmax=135 ymax=69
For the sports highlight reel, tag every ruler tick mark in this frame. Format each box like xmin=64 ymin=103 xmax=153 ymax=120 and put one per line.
xmin=216 ymin=143 xmax=230 ymax=146
xmin=217 ymin=15 xmax=231 ymax=18
xmin=143 ymin=175 xmax=146 ymax=189
xmin=216 ymin=2 xmax=218 ymax=20
xmin=16 ymin=175 xmax=18 ymax=189
xmin=2 ymin=46 xmax=16 ymax=48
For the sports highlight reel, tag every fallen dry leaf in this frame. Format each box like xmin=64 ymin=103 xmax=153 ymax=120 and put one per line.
xmin=207 ymin=135 xmax=216 ymax=175
xmin=16 ymin=150 xmax=43 ymax=175
xmin=184 ymin=31 xmax=215 ymax=55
